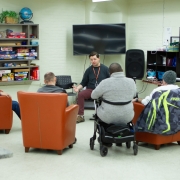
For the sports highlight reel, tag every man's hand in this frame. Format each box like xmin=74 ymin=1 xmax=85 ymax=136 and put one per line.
xmin=132 ymin=98 xmax=142 ymax=103
xmin=73 ymin=86 xmax=79 ymax=93
xmin=0 ymin=92 xmax=11 ymax=97
xmin=73 ymin=84 xmax=83 ymax=93
xmin=132 ymin=98 xmax=137 ymax=103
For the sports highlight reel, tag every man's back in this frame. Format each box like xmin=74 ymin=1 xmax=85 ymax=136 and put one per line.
xmin=37 ymin=85 xmax=66 ymax=93
xmin=91 ymin=72 xmax=136 ymax=124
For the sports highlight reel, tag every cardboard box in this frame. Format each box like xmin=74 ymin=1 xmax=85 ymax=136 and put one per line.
xmin=12 ymin=69 xmax=29 ymax=72
xmin=14 ymin=72 xmax=28 ymax=81
xmin=0 ymin=70 xmax=11 ymax=77
xmin=17 ymin=53 xmax=29 ymax=57
xmin=1 ymin=47 xmax=13 ymax=51
xmin=17 ymin=48 xmax=29 ymax=53
xmin=0 ymin=51 xmax=16 ymax=55
xmin=7 ymin=32 xmax=25 ymax=38
xmin=1 ymin=73 xmax=14 ymax=81
xmin=20 ymin=64 xmax=28 ymax=66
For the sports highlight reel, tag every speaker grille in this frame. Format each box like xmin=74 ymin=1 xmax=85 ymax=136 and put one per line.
xmin=125 ymin=49 xmax=145 ymax=79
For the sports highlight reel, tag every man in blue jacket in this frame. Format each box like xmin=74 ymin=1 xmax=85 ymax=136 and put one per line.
xmin=0 ymin=90 xmax=21 ymax=119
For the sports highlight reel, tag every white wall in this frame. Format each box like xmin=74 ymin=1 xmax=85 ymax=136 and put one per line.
xmin=1 ymin=0 xmax=180 ymax=101
xmin=128 ymin=0 xmax=180 ymax=98
xmin=1 ymin=0 xmax=86 ymax=100
xmin=0 ymin=0 xmax=128 ymax=101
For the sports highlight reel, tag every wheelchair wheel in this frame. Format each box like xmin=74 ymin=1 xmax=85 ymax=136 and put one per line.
xmin=133 ymin=144 xmax=138 ymax=155
xmin=126 ymin=141 xmax=131 ymax=149
xmin=90 ymin=137 xmax=94 ymax=150
xmin=105 ymin=143 xmax=112 ymax=147
xmin=100 ymin=146 xmax=108 ymax=157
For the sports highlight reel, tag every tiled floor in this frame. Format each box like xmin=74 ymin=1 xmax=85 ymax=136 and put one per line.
xmin=0 ymin=110 xmax=180 ymax=180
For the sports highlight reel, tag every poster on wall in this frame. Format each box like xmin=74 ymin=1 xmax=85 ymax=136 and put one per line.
xmin=163 ymin=27 xmax=172 ymax=45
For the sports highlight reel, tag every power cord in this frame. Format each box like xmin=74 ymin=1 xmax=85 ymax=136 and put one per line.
xmin=138 ymin=82 xmax=148 ymax=94
xmin=137 ymin=81 xmax=145 ymax=93
xmin=102 ymin=55 xmax=105 ymax=64
xmin=83 ymin=55 xmax=87 ymax=75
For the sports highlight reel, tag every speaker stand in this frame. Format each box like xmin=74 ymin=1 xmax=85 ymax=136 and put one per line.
xmin=133 ymin=77 xmax=138 ymax=98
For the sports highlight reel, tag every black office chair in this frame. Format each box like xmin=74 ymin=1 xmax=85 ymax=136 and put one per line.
xmin=84 ymin=98 xmax=95 ymax=110
xmin=56 ymin=75 xmax=77 ymax=96
xmin=84 ymin=98 xmax=96 ymax=120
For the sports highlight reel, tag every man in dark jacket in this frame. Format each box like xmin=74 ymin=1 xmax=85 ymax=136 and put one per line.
xmin=73 ymin=51 xmax=110 ymax=123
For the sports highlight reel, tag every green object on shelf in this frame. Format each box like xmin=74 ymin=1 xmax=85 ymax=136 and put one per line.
xmin=168 ymin=45 xmax=179 ymax=52
xmin=168 ymin=42 xmax=179 ymax=52
xmin=0 ymin=10 xmax=19 ymax=23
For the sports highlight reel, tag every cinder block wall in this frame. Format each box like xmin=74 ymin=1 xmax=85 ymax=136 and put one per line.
xmin=127 ymin=0 xmax=180 ymax=98
xmin=1 ymin=0 xmax=180 ymax=102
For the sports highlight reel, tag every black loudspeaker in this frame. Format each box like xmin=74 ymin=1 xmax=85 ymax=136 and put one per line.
xmin=125 ymin=49 xmax=145 ymax=79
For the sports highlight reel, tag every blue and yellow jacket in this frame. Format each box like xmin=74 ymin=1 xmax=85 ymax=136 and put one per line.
xmin=135 ymin=89 xmax=180 ymax=135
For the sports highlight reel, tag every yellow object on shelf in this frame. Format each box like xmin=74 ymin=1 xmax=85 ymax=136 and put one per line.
xmin=2 ymin=73 xmax=14 ymax=81
xmin=167 ymin=45 xmax=179 ymax=52
xmin=12 ymin=69 xmax=30 ymax=72
xmin=0 ymin=43 xmax=16 ymax=46
xmin=5 ymin=17 xmax=18 ymax=24
xmin=20 ymin=64 xmax=28 ymax=66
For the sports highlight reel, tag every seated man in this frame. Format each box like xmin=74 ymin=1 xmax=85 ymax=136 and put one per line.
xmin=37 ymin=72 xmax=69 ymax=106
xmin=133 ymin=70 xmax=179 ymax=105
xmin=91 ymin=63 xmax=136 ymax=125
xmin=133 ymin=70 xmax=180 ymax=135
xmin=0 ymin=90 xmax=21 ymax=119
xmin=73 ymin=51 xmax=110 ymax=123
xmin=37 ymin=72 xmax=66 ymax=93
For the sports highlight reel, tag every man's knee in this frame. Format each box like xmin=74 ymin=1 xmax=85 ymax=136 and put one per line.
xmin=12 ymin=100 xmax=19 ymax=106
xmin=78 ymin=89 xmax=92 ymax=99
xmin=78 ymin=91 xmax=85 ymax=99
xmin=12 ymin=101 xmax=20 ymax=110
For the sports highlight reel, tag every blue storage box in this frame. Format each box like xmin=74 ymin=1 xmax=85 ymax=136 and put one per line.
xmin=158 ymin=71 xmax=165 ymax=80
xmin=147 ymin=70 xmax=156 ymax=77
xmin=30 ymin=41 xmax=38 ymax=45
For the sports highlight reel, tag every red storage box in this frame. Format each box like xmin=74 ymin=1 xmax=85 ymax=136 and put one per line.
xmin=7 ymin=32 xmax=25 ymax=38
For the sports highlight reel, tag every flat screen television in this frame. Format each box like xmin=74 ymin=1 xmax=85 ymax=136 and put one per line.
xmin=73 ymin=23 xmax=126 ymax=55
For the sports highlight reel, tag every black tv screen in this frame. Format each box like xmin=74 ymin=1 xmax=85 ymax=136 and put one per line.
xmin=73 ymin=23 xmax=126 ymax=55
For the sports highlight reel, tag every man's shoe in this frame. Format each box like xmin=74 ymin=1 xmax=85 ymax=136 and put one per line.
xmin=89 ymin=114 xmax=96 ymax=120
xmin=76 ymin=115 xmax=85 ymax=123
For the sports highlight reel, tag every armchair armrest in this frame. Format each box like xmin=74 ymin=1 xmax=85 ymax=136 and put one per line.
xmin=64 ymin=104 xmax=79 ymax=145
xmin=57 ymin=83 xmax=77 ymax=89
xmin=132 ymin=102 xmax=145 ymax=124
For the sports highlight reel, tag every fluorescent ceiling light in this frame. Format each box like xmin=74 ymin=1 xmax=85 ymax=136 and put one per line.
xmin=92 ymin=0 xmax=113 ymax=2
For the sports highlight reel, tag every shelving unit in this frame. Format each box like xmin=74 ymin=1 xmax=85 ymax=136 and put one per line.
xmin=0 ymin=24 xmax=39 ymax=84
xmin=147 ymin=51 xmax=180 ymax=79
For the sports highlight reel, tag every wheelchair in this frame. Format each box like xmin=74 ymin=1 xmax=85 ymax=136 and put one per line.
xmin=89 ymin=98 xmax=138 ymax=157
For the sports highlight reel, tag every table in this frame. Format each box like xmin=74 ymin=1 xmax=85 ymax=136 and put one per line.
xmin=142 ymin=80 xmax=162 ymax=86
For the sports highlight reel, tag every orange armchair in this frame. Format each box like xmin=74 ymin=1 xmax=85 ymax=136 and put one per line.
xmin=17 ymin=91 xmax=79 ymax=155
xmin=0 ymin=96 xmax=13 ymax=134
xmin=132 ymin=102 xmax=180 ymax=150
